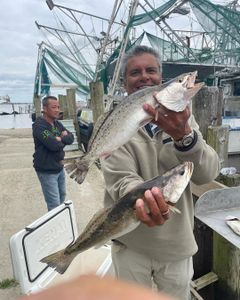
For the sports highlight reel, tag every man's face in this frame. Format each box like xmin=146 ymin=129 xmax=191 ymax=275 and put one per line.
xmin=43 ymin=99 xmax=60 ymax=120
xmin=124 ymin=53 xmax=162 ymax=95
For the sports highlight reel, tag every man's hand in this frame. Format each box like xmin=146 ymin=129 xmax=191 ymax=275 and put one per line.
xmin=56 ymin=131 xmax=68 ymax=141
xmin=61 ymin=130 xmax=68 ymax=137
xmin=143 ymin=101 xmax=192 ymax=141
xmin=135 ymin=187 xmax=170 ymax=227
xmin=19 ymin=274 xmax=174 ymax=300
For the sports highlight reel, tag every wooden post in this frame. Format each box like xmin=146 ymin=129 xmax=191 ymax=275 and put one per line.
xmin=192 ymin=86 xmax=229 ymax=168
xmin=59 ymin=94 xmax=68 ymax=119
xmin=207 ymin=125 xmax=229 ymax=169
xmin=33 ymin=95 xmax=41 ymax=117
xmin=66 ymin=89 xmax=76 ymax=119
xmin=208 ymin=153 xmax=240 ymax=300
xmin=191 ymin=86 xmax=234 ymax=299
xmin=217 ymin=173 xmax=240 ymax=187
xmin=213 ymin=233 xmax=240 ymax=300
xmin=212 ymin=175 xmax=240 ymax=300
xmin=206 ymin=123 xmax=240 ymax=299
xmin=192 ymin=86 xmax=223 ymax=140
xmin=66 ymin=88 xmax=80 ymax=145
xmin=89 ymin=81 xmax=105 ymax=123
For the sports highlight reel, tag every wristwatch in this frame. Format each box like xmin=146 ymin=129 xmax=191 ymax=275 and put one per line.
xmin=174 ymin=130 xmax=195 ymax=148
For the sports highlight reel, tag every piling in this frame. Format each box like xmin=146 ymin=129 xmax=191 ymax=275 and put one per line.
xmin=213 ymin=232 xmax=240 ymax=300
xmin=192 ymin=86 xmax=230 ymax=299
xmin=66 ymin=88 xmax=80 ymax=145
xmin=207 ymin=125 xmax=229 ymax=169
xmin=59 ymin=94 xmax=68 ymax=119
xmin=89 ymin=81 xmax=105 ymax=123
xmin=33 ymin=95 xmax=41 ymax=117
xmin=192 ymin=86 xmax=228 ymax=167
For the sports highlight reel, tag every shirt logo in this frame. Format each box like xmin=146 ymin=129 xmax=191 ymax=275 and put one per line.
xmin=42 ymin=130 xmax=51 ymax=139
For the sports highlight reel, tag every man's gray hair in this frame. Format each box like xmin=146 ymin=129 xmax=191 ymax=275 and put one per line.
xmin=42 ymin=96 xmax=58 ymax=107
xmin=121 ymin=45 xmax=162 ymax=78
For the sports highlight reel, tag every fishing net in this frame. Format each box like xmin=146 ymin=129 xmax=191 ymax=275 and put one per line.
xmin=35 ymin=0 xmax=240 ymax=97
xmin=190 ymin=0 xmax=240 ymax=65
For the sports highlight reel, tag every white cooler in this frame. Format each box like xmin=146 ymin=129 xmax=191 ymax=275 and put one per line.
xmin=9 ymin=201 xmax=113 ymax=295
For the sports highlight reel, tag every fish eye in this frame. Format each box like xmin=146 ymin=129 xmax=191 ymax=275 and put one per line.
xmin=179 ymin=79 xmax=182 ymax=83
xmin=180 ymin=170 xmax=185 ymax=176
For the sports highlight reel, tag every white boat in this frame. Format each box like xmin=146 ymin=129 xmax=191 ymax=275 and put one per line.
xmin=0 ymin=95 xmax=11 ymax=104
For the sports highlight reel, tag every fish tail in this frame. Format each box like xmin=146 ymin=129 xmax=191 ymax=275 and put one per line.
xmin=41 ymin=249 xmax=76 ymax=274
xmin=64 ymin=155 xmax=91 ymax=184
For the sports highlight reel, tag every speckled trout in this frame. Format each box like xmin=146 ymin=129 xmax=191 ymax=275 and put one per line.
xmin=65 ymin=71 xmax=202 ymax=184
xmin=41 ymin=161 xmax=194 ymax=274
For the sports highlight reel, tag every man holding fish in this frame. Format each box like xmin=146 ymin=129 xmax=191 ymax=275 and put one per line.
xmin=101 ymin=45 xmax=220 ymax=300
xmin=41 ymin=46 xmax=219 ymax=299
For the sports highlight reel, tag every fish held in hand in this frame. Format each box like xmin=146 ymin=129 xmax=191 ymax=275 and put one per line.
xmin=65 ymin=72 xmax=202 ymax=184
xmin=41 ymin=161 xmax=194 ymax=274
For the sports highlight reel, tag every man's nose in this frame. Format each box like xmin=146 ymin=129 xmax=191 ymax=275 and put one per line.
xmin=141 ymin=71 xmax=150 ymax=80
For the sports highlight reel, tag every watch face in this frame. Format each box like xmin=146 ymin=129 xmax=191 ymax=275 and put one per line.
xmin=183 ymin=136 xmax=194 ymax=147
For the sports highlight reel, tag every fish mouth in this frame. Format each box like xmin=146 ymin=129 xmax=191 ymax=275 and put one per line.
xmin=182 ymin=71 xmax=197 ymax=89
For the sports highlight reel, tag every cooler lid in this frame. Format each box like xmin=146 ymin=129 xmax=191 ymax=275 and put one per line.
xmin=9 ymin=201 xmax=78 ymax=294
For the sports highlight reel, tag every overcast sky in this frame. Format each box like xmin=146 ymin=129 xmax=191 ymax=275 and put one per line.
xmin=0 ymin=0 xmax=117 ymax=103
xmin=0 ymin=0 xmax=232 ymax=103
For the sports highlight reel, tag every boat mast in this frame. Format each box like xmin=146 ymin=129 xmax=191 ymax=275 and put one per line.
xmin=108 ymin=0 xmax=139 ymax=96
xmin=94 ymin=0 xmax=124 ymax=81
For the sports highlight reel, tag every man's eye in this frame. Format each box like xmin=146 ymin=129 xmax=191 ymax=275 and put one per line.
xmin=130 ymin=71 xmax=139 ymax=76
xmin=147 ymin=68 xmax=157 ymax=74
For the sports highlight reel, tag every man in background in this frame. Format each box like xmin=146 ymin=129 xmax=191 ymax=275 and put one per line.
xmin=32 ymin=96 xmax=74 ymax=211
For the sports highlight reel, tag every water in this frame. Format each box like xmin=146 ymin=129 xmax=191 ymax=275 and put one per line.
xmin=0 ymin=103 xmax=33 ymax=129
xmin=0 ymin=114 xmax=32 ymax=129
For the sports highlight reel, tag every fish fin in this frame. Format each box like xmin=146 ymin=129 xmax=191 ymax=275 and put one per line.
xmin=64 ymin=155 xmax=92 ymax=184
xmin=41 ymin=249 xmax=76 ymax=274
xmin=70 ymin=168 xmax=89 ymax=184
xmin=169 ymin=205 xmax=181 ymax=214
xmin=64 ymin=161 xmax=78 ymax=174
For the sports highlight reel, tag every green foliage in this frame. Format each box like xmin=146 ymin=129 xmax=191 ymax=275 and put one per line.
xmin=0 ymin=278 xmax=18 ymax=289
